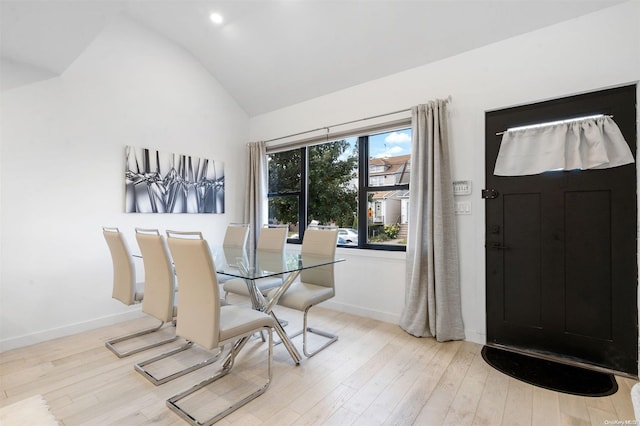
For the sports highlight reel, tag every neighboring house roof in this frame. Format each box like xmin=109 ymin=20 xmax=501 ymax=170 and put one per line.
xmin=369 ymin=154 xmax=411 ymax=185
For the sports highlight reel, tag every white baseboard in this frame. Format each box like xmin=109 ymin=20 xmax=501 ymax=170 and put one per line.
xmin=321 ymin=300 xmax=401 ymax=324
xmin=2 ymin=304 xmax=488 ymax=352
xmin=321 ymin=300 xmax=487 ymax=346
xmin=0 ymin=309 xmax=144 ymax=353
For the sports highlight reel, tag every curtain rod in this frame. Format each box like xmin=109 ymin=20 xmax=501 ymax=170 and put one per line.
xmin=495 ymin=114 xmax=613 ymax=136
xmin=263 ymin=107 xmax=412 ymax=144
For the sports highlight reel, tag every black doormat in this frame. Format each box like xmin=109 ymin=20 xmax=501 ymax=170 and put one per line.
xmin=481 ymin=346 xmax=618 ymax=397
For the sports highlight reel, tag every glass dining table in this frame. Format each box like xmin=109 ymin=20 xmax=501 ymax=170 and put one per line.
xmin=214 ymin=246 xmax=345 ymax=365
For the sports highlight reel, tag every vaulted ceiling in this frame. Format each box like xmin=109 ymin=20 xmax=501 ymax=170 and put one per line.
xmin=0 ymin=0 xmax=626 ymax=116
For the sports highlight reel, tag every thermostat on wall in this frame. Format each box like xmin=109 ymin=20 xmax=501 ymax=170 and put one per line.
xmin=453 ymin=180 xmax=472 ymax=195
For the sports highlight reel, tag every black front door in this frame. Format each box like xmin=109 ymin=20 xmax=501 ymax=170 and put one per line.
xmin=485 ymin=85 xmax=638 ymax=376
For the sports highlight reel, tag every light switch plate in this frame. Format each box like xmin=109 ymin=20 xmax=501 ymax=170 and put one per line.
xmin=455 ymin=201 xmax=472 ymax=215
xmin=453 ymin=180 xmax=472 ymax=195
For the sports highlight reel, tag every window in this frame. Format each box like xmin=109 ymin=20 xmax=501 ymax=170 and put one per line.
xmin=268 ymin=127 xmax=411 ymax=250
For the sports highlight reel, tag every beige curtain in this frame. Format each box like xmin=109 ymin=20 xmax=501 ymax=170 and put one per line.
xmin=244 ymin=141 xmax=267 ymax=253
xmin=400 ymin=100 xmax=465 ymax=342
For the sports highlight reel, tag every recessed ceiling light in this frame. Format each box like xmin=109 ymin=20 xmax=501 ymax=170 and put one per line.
xmin=209 ymin=12 xmax=224 ymax=25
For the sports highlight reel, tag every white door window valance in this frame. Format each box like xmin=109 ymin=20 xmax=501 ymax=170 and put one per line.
xmin=494 ymin=115 xmax=634 ymax=176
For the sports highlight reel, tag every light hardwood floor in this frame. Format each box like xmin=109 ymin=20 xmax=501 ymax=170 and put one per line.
xmin=1 ymin=301 xmax=638 ymax=426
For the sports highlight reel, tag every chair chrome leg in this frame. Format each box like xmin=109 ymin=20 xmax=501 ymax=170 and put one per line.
xmin=166 ymin=328 xmax=273 ymax=426
xmin=302 ymin=306 xmax=338 ymax=358
xmin=271 ymin=307 xmax=337 ymax=357
xmin=134 ymin=342 xmax=223 ymax=386
xmin=303 ymin=327 xmax=338 ymax=358
xmin=105 ymin=320 xmax=178 ymax=358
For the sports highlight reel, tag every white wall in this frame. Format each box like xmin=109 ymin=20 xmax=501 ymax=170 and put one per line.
xmin=251 ymin=1 xmax=640 ymax=344
xmin=0 ymin=16 xmax=249 ymax=351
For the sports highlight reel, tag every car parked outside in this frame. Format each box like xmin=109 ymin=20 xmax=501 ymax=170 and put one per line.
xmin=338 ymin=228 xmax=358 ymax=245
xmin=290 ymin=227 xmax=358 ymax=246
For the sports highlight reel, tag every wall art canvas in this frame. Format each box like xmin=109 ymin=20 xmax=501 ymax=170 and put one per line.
xmin=125 ymin=146 xmax=224 ymax=213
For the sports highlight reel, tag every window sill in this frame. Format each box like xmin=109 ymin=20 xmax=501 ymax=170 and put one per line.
xmin=335 ymin=246 xmax=405 ymax=260
xmin=285 ymin=243 xmax=405 ymax=260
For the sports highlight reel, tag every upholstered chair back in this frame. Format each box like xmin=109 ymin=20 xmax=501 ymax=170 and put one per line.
xmin=103 ymin=228 xmax=136 ymax=305
xmin=168 ymin=235 xmax=220 ymax=350
xmin=136 ymin=230 xmax=175 ymax=322
xmin=300 ymin=228 xmax=338 ymax=290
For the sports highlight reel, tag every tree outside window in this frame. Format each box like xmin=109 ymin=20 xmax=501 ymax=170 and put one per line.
xmin=268 ymin=127 xmax=411 ymax=250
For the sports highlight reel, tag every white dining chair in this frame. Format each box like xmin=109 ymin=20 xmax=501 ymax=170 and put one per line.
xmin=217 ymin=223 xmax=250 ymax=285
xmin=103 ymin=227 xmax=176 ymax=357
xmin=266 ymin=228 xmax=339 ymax=357
xmin=162 ymin=230 xmax=276 ymax=425
xmin=223 ymin=225 xmax=288 ymax=299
